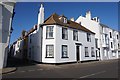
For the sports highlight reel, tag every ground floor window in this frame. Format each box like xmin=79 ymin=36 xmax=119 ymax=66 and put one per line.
xmin=118 ymin=51 xmax=120 ymax=57
xmin=85 ymin=47 xmax=89 ymax=57
xmin=46 ymin=45 xmax=54 ymax=58
xmin=62 ymin=45 xmax=68 ymax=58
xmin=91 ymin=47 xmax=95 ymax=57
xmin=112 ymin=51 xmax=116 ymax=57
xmin=103 ymin=49 xmax=107 ymax=57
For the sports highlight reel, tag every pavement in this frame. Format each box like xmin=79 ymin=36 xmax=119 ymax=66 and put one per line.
xmin=0 ymin=67 xmax=17 ymax=74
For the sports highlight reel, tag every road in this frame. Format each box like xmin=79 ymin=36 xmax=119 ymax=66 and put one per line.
xmin=2 ymin=59 xmax=119 ymax=79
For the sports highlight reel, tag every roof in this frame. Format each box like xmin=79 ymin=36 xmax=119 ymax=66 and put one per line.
xmin=24 ymin=25 xmax=38 ymax=38
xmin=100 ymin=23 xmax=109 ymax=28
xmin=42 ymin=13 xmax=95 ymax=34
xmin=100 ymin=23 xmax=120 ymax=32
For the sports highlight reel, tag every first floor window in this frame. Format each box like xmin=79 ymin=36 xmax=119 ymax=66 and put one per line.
xmin=73 ymin=30 xmax=78 ymax=41
xmin=46 ymin=26 xmax=54 ymax=38
xmin=91 ymin=47 xmax=95 ymax=57
xmin=85 ymin=47 xmax=89 ymax=57
xmin=62 ymin=27 xmax=68 ymax=40
xmin=46 ymin=45 xmax=54 ymax=58
xmin=110 ymin=32 xmax=112 ymax=38
xmin=62 ymin=45 xmax=68 ymax=58
xmin=87 ymin=33 xmax=91 ymax=42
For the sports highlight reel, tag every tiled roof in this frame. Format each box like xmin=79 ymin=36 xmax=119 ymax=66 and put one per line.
xmin=43 ymin=13 xmax=95 ymax=34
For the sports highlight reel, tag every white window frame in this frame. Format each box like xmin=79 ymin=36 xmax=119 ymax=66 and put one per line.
xmin=62 ymin=27 xmax=68 ymax=40
xmin=91 ymin=47 xmax=95 ymax=57
xmin=46 ymin=26 xmax=54 ymax=39
xmin=73 ymin=30 xmax=78 ymax=41
xmin=62 ymin=45 xmax=68 ymax=58
xmin=85 ymin=47 xmax=89 ymax=57
xmin=110 ymin=32 xmax=112 ymax=38
xmin=111 ymin=42 xmax=113 ymax=48
xmin=87 ymin=33 xmax=91 ymax=42
xmin=112 ymin=51 xmax=116 ymax=57
xmin=46 ymin=45 xmax=54 ymax=58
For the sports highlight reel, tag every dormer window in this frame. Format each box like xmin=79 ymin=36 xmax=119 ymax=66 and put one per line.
xmin=64 ymin=18 xmax=67 ymax=23
xmin=59 ymin=15 xmax=67 ymax=23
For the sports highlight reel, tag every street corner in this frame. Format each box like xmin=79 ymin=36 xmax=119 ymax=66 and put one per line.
xmin=1 ymin=67 xmax=17 ymax=74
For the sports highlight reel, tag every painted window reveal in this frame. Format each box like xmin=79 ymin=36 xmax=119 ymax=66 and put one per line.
xmin=62 ymin=45 xmax=68 ymax=58
xmin=62 ymin=27 xmax=68 ymax=40
xmin=91 ymin=47 xmax=95 ymax=57
xmin=85 ymin=47 xmax=89 ymax=57
xmin=46 ymin=45 xmax=54 ymax=58
xmin=46 ymin=26 xmax=54 ymax=39
xmin=87 ymin=33 xmax=91 ymax=42
xmin=73 ymin=30 xmax=78 ymax=41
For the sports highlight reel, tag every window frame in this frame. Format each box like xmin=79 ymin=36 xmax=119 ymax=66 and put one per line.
xmin=62 ymin=27 xmax=68 ymax=40
xmin=61 ymin=45 xmax=68 ymax=58
xmin=85 ymin=47 xmax=89 ymax=57
xmin=110 ymin=32 xmax=112 ymax=38
xmin=91 ymin=47 xmax=95 ymax=57
xmin=46 ymin=26 xmax=54 ymax=39
xmin=46 ymin=45 xmax=54 ymax=58
xmin=111 ymin=42 xmax=113 ymax=48
xmin=73 ymin=30 xmax=78 ymax=41
xmin=117 ymin=35 xmax=118 ymax=39
xmin=87 ymin=33 xmax=91 ymax=42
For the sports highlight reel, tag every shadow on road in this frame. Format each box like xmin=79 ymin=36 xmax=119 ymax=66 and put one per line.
xmin=6 ymin=57 xmax=37 ymax=67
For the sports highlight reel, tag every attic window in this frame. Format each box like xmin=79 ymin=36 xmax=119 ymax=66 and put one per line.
xmin=59 ymin=15 xmax=67 ymax=23
xmin=64 ymin=18 xmax=67 ymax=23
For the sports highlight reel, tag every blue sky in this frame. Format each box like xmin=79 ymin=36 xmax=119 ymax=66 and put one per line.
xmin=11 ymin=2 xmax=118 ymax=43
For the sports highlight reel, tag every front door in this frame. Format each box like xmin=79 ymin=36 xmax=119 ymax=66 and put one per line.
xmin=76 ymin=46 xmax=80 ymax=61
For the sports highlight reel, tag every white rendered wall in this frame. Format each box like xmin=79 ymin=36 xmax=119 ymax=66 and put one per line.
xmin=28 ymin=26 xmax=42 ymax=62
xmin=42 ymin=25 xmax=56 ymax=63
xmin=0 ymin=2 xmax=15 ymax=68
xmin=76 ymin=16 xmax=102 ymax=60
xmin=55 ymin=25 xmax=96 ymax=63
xmin=42 ymin=24 xmax=96 ymax=63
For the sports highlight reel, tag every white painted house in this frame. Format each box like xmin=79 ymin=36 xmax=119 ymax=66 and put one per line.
xmin=0 ymin=1 xmax=16 ymax=68
xmin=27 ymin=4 xmax=43 ymax=62
xmin=41 ymin=13 xmax=96 ymax=63
xmin=76 ymin=11 xmax=101 ymax=60
xmin=76 ymin=11 xmax=120 ymax=60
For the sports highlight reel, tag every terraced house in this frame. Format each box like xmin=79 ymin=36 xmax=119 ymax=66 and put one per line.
xmin=76 ymin=11 xmax=120 ymax=60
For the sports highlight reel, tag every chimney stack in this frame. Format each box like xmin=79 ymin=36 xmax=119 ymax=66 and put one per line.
xmin=70 ymin=17 xmax=74 ymax=21
xmin=86 ymin=11 xmax=91 ymax=20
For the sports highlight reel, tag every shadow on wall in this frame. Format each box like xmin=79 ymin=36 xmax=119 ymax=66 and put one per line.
xmin=6 ymin=56 xmax=37 ymax=67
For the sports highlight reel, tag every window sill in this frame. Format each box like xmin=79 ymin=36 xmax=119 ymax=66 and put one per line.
xmin=46 ymin=38 xmax=54 ymax=39
xmin=45 ymin=57 xmax=54 ymax=58
xmin=73 ymin=40 xmax=78 ymax=41
xmin=61 ymin=57 xmax=69 ymax=58
xmin=62 ymin=39 xmax=68 ymax=40
xmin=85 ymin=56 xmax=89 ymax=57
